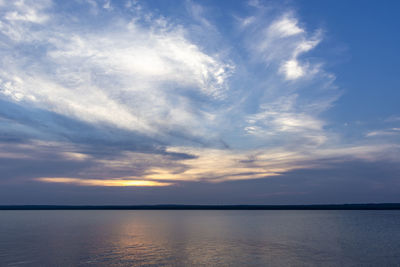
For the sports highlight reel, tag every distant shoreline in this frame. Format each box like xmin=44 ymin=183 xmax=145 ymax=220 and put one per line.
xmin=1 ymin=204 xmax=400 ymax=210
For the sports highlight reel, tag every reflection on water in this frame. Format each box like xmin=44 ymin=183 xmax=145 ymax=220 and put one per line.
xmin=0 ymin=210 xmax=399 ymax=266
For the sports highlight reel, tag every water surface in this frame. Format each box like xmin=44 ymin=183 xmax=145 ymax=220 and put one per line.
xmin=0 ymin=210 xmax=399 ymax=266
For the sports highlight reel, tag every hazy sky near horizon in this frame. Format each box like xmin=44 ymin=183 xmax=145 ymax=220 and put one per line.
xmin=0 ymin=0 xmax=399 ymax=204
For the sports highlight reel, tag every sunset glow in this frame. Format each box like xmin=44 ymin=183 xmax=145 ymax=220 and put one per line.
xmin=36 ymin=177 xmax=173 ymax=187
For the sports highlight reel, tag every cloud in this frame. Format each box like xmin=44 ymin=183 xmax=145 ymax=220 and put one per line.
xmin=269 ymin=16 xmax=304 ymax=37
xmin=0 ymin=0 xmax=398 ymax=192
xmin=247 ymin=12 xmax=322 ymax=81
xmin=3 ymin=0 xmax=49 ymax=24
xmin=0 ymin=0 xmax=233 ymax=145
xmin=0 ymin=0 xmax=50 ymax=42
xmin=366 ymin=128 xmax=400 ymax=137
xmin=2 ymin=1 xmax=334 ymax=156
xmin=31 ymin=143 xmax=400 ymax=186
xmin=279 ymin=60 xmax=305 ymax=80
xmin=234 ymin=7 xmax=340 ymax=149
xmin=385 ymin=116 xmax=400 ymax=122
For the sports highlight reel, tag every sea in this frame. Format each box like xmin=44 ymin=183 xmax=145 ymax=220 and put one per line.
xmin=0 ymin=210 xmax=399 ymax=266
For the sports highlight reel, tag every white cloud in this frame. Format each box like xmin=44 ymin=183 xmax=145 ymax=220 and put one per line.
xmin=268 ymin=16 xmax=304 ymax=37
xmin=246 ymin=107 xmax=327 ymax=146
xmin=366 ymin=128 xmax=400 ymax=137
xmin=279 ymin=59 xmax=304 ymax=80
xmin=3 ymin=0 xmax=49 ymax=24
xmin=237 ymin=8 xmax=338 ymax=150
xmin=249 ymin=12 xmax=321 ymax=81
xmin=240 ymin=16 xmax=256 ymax=28
xmin=0 ymin=1 xmax=233 ymax=141
xmin=294 ymin=39 xmax=320 ymax=57
xmin=103 ymin=0 xmax=112 ymax=10
xmin=1 ymin=1 xmax=398 ymax=186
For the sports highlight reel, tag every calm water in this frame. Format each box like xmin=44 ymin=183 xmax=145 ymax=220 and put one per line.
xmin=0 ymin=210 xmax=399 ymax=266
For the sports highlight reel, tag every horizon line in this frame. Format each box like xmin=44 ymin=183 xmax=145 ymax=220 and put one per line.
xmin=1 ymin=203 xmax=400 ymax=210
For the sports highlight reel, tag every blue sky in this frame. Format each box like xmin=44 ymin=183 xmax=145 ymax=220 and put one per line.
xmin=0 ymin=0 xmax=399 ymax=204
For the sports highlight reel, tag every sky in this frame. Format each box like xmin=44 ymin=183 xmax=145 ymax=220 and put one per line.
xmin=0 ymin=0 xmax=399 ymax=205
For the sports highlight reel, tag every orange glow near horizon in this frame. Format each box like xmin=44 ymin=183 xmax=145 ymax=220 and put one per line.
xmin=34 ymin=144 xmax=393 ymax=187
xmin=36 ymin=177 xmax=173 ymax=187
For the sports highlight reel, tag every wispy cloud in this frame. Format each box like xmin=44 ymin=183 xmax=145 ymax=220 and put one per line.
xmin=0 ymin=0 xmax=233 ymax=145
xmin=33 ymin=143 xmax=400 ymax=186
xmin=269 ymin=16 xmax=304 ymax=37
xmin=244 ymin=11 xmax=322 ymax=81
xmin=366 ymin=128 xmax=400 ymax=137
xmin=235 ymin=6 xmax=341 ymax=150
xmin=0 ymin=0 xmax=398 ymax=190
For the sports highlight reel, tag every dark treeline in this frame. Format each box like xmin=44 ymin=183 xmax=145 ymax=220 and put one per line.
xmin=1 ymin=204 xmax=400 ymax=210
